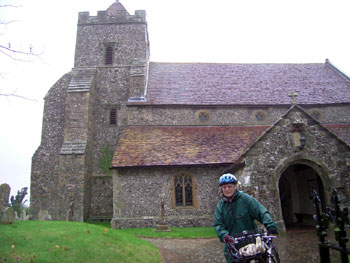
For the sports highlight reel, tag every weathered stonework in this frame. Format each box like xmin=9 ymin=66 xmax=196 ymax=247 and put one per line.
xmin=31 ymin=2 xmax=350 ymax=231
xmin=0 ymin=184 xmax=10 ymax=212
xmin=238 ymin=106 xmax=350 ymax=231
xmin=111 ymin=166 xmax=224 ymax=228
xmin=31 ymin=3 xmax=150 ymax=221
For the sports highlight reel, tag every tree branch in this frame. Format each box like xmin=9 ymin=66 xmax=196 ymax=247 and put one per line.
xmin=0 ymin=4 xmax=21 ymax=8
xmin=0 ymin=44 xmax=43 ymax=62
xmin=0 ymin=92 xmax=37 ymax=102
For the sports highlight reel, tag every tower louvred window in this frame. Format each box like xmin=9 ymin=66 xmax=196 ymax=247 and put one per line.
xmin=105 ymin=46 xmax=113 ymax=65
xmin=110 ymin=108 xmax=117 ymax=125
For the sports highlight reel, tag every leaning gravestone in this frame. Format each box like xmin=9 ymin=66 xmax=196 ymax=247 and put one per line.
xmin=0 ymin=184 xmax=15 ymax=224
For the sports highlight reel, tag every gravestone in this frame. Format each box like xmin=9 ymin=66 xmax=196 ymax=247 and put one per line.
xmin=1 ymin=207 xmax=15 ymax=224
xmin=0 ymin=184 xmax=15 ymax=224
xmin=67 ymin=201 xmax=74 ymax=221
xmin=38 ymin=210 xmax=52 ymax=221
xmin=0 ymin=184 xmax=10 ymax=211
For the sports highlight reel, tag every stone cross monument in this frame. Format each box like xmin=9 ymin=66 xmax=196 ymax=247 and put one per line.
xmin=154 ymin=198 xmax=170 ymax=231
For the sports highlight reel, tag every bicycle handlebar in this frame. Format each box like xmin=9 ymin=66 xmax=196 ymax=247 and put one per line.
xmin=227 ymin=229 xmax=276 ymax=243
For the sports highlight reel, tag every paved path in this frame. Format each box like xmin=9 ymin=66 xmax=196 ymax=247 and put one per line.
xmin=146 ymin=226 xmax=340 ymax=263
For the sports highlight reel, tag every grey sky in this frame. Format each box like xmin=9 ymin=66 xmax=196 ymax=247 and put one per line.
xmin=1 ymin=0 xmax=349 ymax=201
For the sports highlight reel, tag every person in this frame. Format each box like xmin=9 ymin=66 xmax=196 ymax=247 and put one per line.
xmin=214 ymin=173 xmax=278 ymax=263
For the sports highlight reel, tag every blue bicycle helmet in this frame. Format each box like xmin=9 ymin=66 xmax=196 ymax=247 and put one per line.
xmin=219 ymin=173 xmax=238 ymax=186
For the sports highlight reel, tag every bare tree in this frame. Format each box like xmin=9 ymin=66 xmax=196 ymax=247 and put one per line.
xmin=0 ymin=2 xmax=41 ymax=100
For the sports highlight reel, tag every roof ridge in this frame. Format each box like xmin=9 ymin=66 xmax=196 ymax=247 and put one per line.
xmin=149 ymin=61 xmax=325 ymax=66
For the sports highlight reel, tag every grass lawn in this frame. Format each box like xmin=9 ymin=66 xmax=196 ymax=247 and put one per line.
xmin=0 ymin=221 xmax=161 ymax=263
xmin=119 ymin=226 xmax=217 ymax=239
xmin=89 ymin=220 xmax=217 ymax=239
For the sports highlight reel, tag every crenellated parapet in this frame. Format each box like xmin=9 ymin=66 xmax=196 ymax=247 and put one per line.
xmin=78 ymin=10 xmax=146 ymax=25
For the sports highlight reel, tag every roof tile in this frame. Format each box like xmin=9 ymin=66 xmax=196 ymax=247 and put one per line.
xmin=140 ymin=62 xmax=350 ymax=105
xmin=111 ymin=126 xmax=268 ymax=167
xmin=324 ymin=124 xmax=350 ymax=145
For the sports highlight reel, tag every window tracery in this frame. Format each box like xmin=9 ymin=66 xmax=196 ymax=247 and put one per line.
xmin=173 ymin=174 xmax=196 ymax=207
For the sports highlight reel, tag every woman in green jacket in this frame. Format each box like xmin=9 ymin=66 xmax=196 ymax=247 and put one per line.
xmin=214 ymin=173 xmax=278 ymax=263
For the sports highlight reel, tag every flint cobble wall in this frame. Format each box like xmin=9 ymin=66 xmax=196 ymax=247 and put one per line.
xmin=238 ymin=108 xmax=350 ymax=230
xmin=30 ymin=74 xmax=71 ymax=220
xmin=30 ymin=5 xmax=350 ymax=224
xmin=111 ymin=166 xmax=224 ymax=228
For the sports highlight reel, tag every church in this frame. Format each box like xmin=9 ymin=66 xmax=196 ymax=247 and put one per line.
xmin=30 ymin=1 xmax=350 ymax=231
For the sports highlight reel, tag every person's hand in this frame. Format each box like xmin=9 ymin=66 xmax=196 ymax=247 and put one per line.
xmin=267 ymin=227 xmax=278 ymax=235
xmin=224 ymin=234 xmax=234 ymax=243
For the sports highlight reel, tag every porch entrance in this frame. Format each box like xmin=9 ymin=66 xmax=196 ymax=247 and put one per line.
xmin=278 ymin=163 xmax=325 ymax=228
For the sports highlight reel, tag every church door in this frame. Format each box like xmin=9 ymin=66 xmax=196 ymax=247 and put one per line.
xmin=278 ymin=164 xmax=325 ymax=228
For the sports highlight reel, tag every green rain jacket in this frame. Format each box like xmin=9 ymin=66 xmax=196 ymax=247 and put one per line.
xmin=214 ymin=190 xmax=277 ymax=242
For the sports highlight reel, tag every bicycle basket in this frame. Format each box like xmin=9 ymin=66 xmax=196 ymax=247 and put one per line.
xmin=226 ymin=230 xmax=266 ymax=262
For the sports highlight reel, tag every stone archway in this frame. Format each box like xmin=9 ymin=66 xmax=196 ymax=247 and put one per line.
xmin=274 ymin=157 xmax=331 ymax=231
xmin=278 ymin=164 xmax=326 ymax=228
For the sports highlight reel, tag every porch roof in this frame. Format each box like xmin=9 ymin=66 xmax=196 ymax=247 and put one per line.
xmin=324 ymin=124 xmax=350 ymax=145
xmin=111 ymin=126 xmax=268 ymax=168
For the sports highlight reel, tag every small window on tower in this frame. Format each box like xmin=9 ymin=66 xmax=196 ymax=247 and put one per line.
xmin=109 ymin=108 xmax=117 ymax=125
xmin=105 ymin=46 xmax=113 ymax=65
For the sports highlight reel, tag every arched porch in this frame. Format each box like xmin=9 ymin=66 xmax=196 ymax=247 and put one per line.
xmin=274 ymin=157 xmax=332 ymax=231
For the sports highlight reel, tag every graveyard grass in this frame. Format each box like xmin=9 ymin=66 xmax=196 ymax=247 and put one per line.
xmin=90 ymin=221 xmax=217 ymax=239
xmin=0 ymin=221 xmax=162 ymax=263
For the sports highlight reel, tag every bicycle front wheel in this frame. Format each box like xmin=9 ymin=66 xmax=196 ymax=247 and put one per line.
xmin=267 ymin=247 xmax=280 ymax=263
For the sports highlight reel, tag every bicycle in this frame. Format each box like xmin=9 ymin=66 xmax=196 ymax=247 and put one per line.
xmin=224 ymin=229 xmax=280 ymax=263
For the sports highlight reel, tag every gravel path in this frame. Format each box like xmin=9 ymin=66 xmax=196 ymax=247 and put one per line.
xmin=145 ymin=227 xmax=340 ymax=263
xmin=144 ymin=238 xmax=225 ymax=263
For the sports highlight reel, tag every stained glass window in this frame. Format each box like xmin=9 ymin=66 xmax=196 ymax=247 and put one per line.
xmin=174 ymin=174 xmax=194 ymax=207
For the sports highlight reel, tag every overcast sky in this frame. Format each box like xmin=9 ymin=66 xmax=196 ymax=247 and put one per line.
xmin=1 ymin=0 xmax=349 ymax=201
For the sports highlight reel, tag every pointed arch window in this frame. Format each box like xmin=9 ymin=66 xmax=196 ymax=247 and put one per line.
xmin=173 ymin=174 xmax=197 ymax=207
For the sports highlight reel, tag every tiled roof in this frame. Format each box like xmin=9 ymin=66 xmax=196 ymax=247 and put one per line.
xmin=324 ymin=124 xmax=350 ymax=145
xmin=107 ymin=1 xmax=128 ymax=16
xmin=141 ymin=62 xmax=350 ymax=105
xmin=67 ymin=68 xmax=95 ymax=93
xmin=111 ymin=126 xmax=268 ymax=168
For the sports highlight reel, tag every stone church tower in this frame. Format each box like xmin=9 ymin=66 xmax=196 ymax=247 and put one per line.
xmin=31 ymin=1 xmax=350 ymax=230
xmin=31 ymin=1 xmax=149 ymax=221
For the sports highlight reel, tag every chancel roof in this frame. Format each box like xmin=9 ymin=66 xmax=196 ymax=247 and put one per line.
xmin=141 ymin=61 xmax=350 ymax=105
xmin=111 ymin=126 xmax=268 ymax=168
